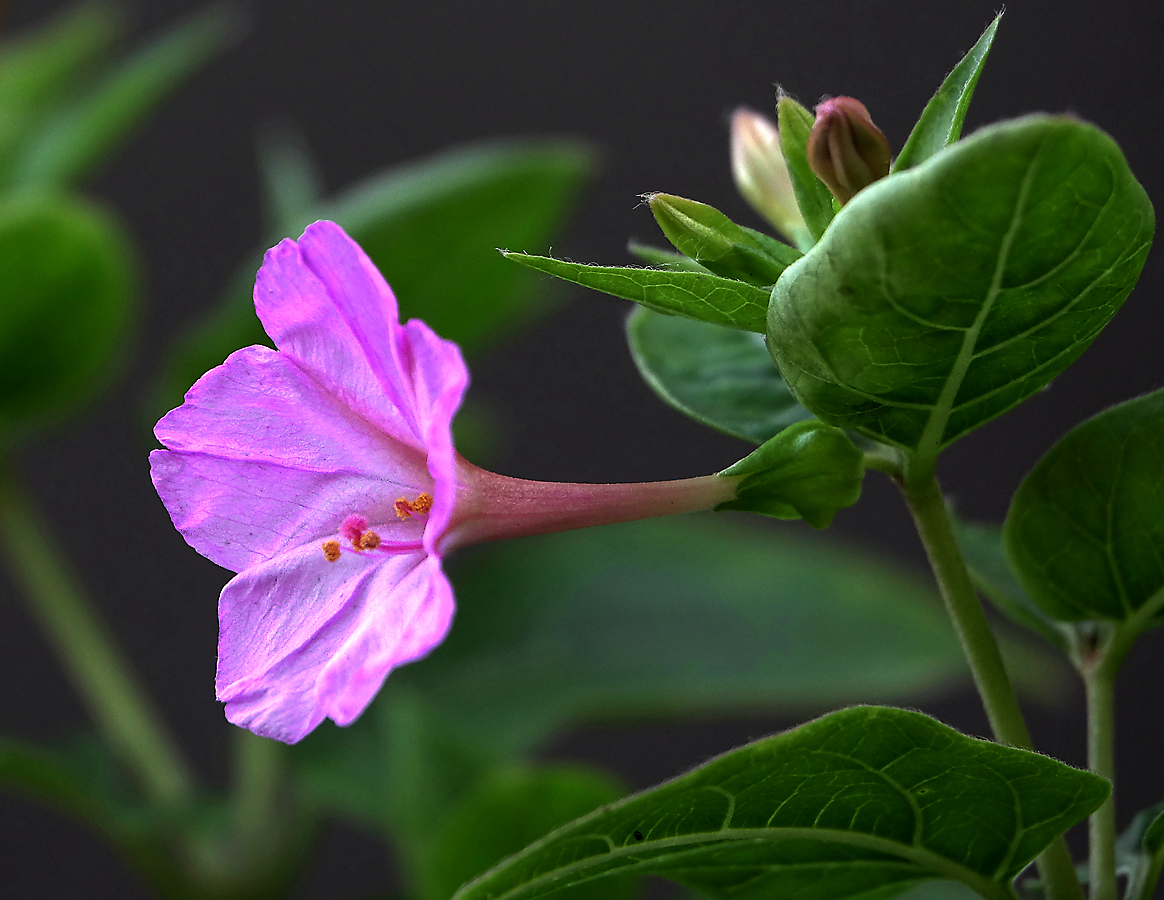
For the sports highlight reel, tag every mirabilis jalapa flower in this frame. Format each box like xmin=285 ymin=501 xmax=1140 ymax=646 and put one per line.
xmin=150 ymin=221 xmax=745 ymax=743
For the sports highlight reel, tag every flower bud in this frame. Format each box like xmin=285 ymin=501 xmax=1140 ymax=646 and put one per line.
xmin=806 ymin=97 xmax=891 ymax=205
xmin=730 ymin=107 xmax=811 ymax=249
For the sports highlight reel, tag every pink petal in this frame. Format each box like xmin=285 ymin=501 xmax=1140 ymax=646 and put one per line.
xmin=152 ymin=346 xmax=428 ymax=572
xmin=216 ymin=545 xmax=454 ymax=743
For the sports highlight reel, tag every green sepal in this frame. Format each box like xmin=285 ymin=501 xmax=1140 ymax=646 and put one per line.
xmin=776 ymin=94 xmax=835 ymax=241
xmin=647 ymin=193 xmax=801 ymax=285
xmin=0 ymin=191 xmax=135 ymax=439
xmin=893 ymin=14 xmax=1001 ymax=172
xmin=717 ymin=420 xmax=863 ymax=528
xmin=452 ymin=706 xmax=1109 ymax=900
xmin=503 ymin=251 xmax=769 ymax=332
xmin=768 ymin=114 xmax=1154 ymax=467
xmin=1004 ymin=388 xmax=1164 ymax=625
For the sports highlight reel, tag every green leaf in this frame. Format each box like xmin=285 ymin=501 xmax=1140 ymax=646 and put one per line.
xmin=396 ymin=517 xmax=1059 ymax=755
xmin=647 ymin=193 xmax=801 ymax=285
xmin=717 ymin=421 xmax=864 ymax=528
xmin=10 ymin=3 xmax=244 ymax=187
xmin=153 ymin=139 xmax=594 ymax=420
xmin=503 ymin=252 xmax=769 ymax=332
xmin=0 ymin=192 xmax=135 ymax=438
xmin=776 ymin=94 xmax=835 ymax=241
xmin=768 ymin=115 xmax=1154 ymax=466
xmin=950 ymin=517 xmax=1070 ymax=653
xmin=257 ymin=121 xmax=325 ymax=236
xmin=1004 ymin=389 xmax=1164 ymax=625
xmin=0 ymin=2 xmax=120 ymax=173
xmin=626 ymin=240 xmax=711 ymax=272
xmin=452 ymin=706 xmax=1109 ymax=900
xmin=1117 ymin=802 xmax=1164 ymax=900
xmin=627 ymin=307 xmax=811 ymax=443
xmin=893 ymin=15 xmax=1001 ymax=172
xmin=417 ymin=766 xmax=633 ymax=900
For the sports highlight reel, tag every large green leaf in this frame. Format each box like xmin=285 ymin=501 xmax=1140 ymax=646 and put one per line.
xmin=394 ymin=516 xmax=1059 ymax=755
xmin=893 ymin=15 xmax=1000 ymax=173
xmin=503 ymin=252 xmax=769 ymax=332
xmin=417 ymin=766 xmax=633 ymax=900
xmin=1004 ymin=389 xmax=1164 ymax=625
xmin=768 ymin=115 xmax=1154 ymax=468
xmin=453 ymin=706 xmax=1108 ymax=900
xmin=154 ymin=140 xmax=594 ymax=419
xmin=627 ymin=307 xmax=811 ymax=444
xmin=8 ymin=4 xmax=241 ymax=188
xmin=0 ymin=192 xmax=135 ymax=437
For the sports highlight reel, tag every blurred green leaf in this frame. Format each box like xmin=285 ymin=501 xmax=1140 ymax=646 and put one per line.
xmin=417 ymin=765 xmax=633 ymax=900
xmin=1004 ymin=389 xmax=1164 ymax=626
xmin=10 ymin=3 xmax=244 ymax=188
xmin=951 ymin=516 xmax=1070 ymax=653
xmin=257 ymin=122 xmax=324 ymax=236
xmin=776 ymin=94 xmax=834 ymax=241
xmin=0 ymin=192 xmax=135 ymax=438
xmin=154 ymin=139 xmax=595 ymax=420
xmin=893 ymin=14 xmax=1000 ymax=172
xmin=395 ymin=516 xmax=1060 ymax=755
xmin=1121 ymin=802 xmax=1164 ymax=900
xmin=0 ymin=1 xmax=120 ymax=172
xmin=452 ymin=707 xmax=1108 ymax=900
xmin=769 ymin=115 xmax=1154 ymax=462
xmin=503 ymin=252 xmax=768 ymax=332
xmin=627 ymin=307 xmax=810 ymax=444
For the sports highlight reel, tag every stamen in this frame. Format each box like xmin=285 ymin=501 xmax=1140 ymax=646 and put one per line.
xmin=394 ymin=493 xmax=434 ymax=519
xmin=322 ymin=539 xmax=341 ymax=562
xmin=412 ymin=493 xmax=433 ymax=514
xmin=359 ymin=530 xmax=381 ymax=550
xmin=394 ymin=498 xmax=414 ymax=519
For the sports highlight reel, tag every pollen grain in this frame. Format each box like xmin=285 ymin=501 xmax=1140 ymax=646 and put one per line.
xmin=322 ymin=539 xmax=342 ymax=562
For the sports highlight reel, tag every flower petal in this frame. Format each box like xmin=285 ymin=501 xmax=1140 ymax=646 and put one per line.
xmin=215 ymin=545 xmax=454 ymax=743
xmin=152 ymin=345 xmax=428 ymax=572
xmin=254 ymin=221 xmax=468 ymax=452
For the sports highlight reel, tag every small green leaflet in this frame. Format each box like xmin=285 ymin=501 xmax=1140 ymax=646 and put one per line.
xmin=453 ymin=706 xmax=1108 ymax=900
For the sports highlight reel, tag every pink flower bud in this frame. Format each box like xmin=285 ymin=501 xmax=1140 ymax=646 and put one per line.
xmin=730 ymin=107 xmax=810 ymax=248
xmin=806 ymin=97 xmax=891 ymax=205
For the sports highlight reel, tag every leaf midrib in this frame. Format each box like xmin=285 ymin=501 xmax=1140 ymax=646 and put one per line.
xmin=464 ymin=824 xmax=1013 ymax=900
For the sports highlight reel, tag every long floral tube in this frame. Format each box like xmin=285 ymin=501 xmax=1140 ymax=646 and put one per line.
xmin=151 ymin=220 xmax=737 ymax=744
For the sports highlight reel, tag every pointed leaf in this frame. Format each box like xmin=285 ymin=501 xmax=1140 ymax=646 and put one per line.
xmin=11 ymin=3 xmax=244 ymax=187
xmin=1118 ymin=802 xmax=1164 ymax=900
xmin=626 ymin=241 xmax=711 ymax=272
xmin=397 ymin=517 xmax=1064 ymax=755
xmin=1004 ymin=389 xmax=1164 ymax=625
xmin=627 ymin=307 xmax=811 ymax=443
xmin=777 ymin=95 xmax=835 ymax=241
xmin=503 ymin=252 xmax=769 ymax=332
xmin=453 ymin=707 xmax=1108 ymax=900
xmin=894 ymin=15 xmax=1001 ymax=172
xmin=768 ymin=115 xmax=1154 ymax=463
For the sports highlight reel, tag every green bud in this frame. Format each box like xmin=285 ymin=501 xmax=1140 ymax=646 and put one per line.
xmin=0 ymin=192 xmax=136 ymax=440
xmin=805 ymin=96 xmax=892 ymax=205
xmin=717 ymin=420 xmax=864 ymax=528
xmin=730 ymin=107 xmax=812 ymax=251
xmin=647 ymin=193 xmax=799 ymax=286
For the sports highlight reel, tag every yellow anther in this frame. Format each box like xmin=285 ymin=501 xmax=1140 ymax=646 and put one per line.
xmin=322 ymin=539 xmax=341 ymax=562
xmin=394 ymin=498 xmax=414 ymax=519
xmin=395 ymin=493 xmax=434 ymax=519
xmin=359 ymin=530 xmax=381 ymax=550
xmin=412 ymin=493 xmax=433 ymax=514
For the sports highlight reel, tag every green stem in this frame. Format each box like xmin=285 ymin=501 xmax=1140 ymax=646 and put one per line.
xmin=902 ymin=473 xmax=1084 ymax=900
xmin=1084 ymin=663 xmax=1117 ymax=900
xmin=0 ymin=464 xmax=193 ymax=807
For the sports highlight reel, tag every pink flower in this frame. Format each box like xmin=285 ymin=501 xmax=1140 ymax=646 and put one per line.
xmin=151 ymin=221 xmax=734 ymax=743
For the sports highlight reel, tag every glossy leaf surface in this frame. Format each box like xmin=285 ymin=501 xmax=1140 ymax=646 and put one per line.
xmin=504 ymin=252 xmax=769 ymax=332
xmin=777 ymin=95 xmax=835 ymax=241
xmin=453 ymin=707 xmax=1108 ymax=900
xmin=893 ymin=15 xmax=1000 ymax=172
xmin=1004 ymin=389 xmax=1164 ymax=624
xmin=627 ymin=307 xmax=810 ymax=444
xmin=769 ymin=115 xmax=1154 ymax=462
xmin=394 ymin=517 xmax=1061 ymax=755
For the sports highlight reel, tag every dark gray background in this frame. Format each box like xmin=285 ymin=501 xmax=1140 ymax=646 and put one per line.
xmin=0 ymin=0 xmax=1160 ymax=896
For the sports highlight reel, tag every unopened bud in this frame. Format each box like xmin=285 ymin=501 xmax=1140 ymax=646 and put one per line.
xmin=806 ymin=97 xmax=891 ymax=205
xmin=730 ymin=107 xmax=811 ymax=249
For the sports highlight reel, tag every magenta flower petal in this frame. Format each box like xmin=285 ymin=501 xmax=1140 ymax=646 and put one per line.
xmin=151 ymin=345 xmax=429 ymax=573
xmin=216 ymin=545 xmax=454 ymax=743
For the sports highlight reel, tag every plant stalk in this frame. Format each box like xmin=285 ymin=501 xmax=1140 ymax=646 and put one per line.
xmin=902 ymin=473 xmax=1084 ymax=900
xmin=1084 ymin=664 xmax=1117 ymax=900
xmin=0 ymin=464 xmax=193 ymax=807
